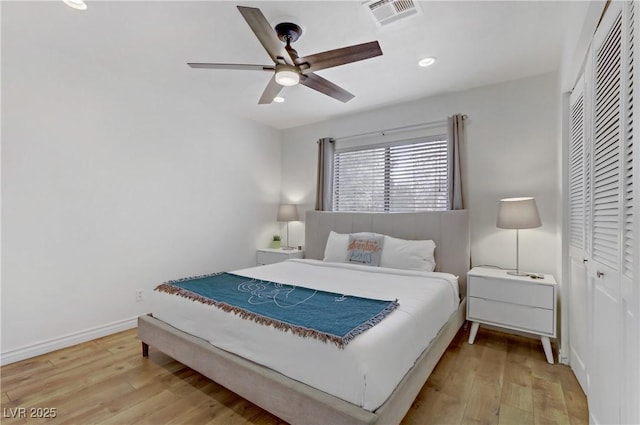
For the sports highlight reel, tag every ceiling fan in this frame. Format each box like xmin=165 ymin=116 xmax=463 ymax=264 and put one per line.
xmin=188 ymin=6 xmax=383 ymax=104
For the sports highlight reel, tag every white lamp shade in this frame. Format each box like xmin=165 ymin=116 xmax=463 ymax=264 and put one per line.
xmin=277 ymin=204 xmax=298 ymax=222
xmin=497 ymin=197 xmax=542 ymax=229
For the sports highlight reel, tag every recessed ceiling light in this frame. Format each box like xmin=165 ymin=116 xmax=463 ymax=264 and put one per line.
xmin=62 ymin=0 xmax=87 ymax=10
xmin=273 ymin=96 xmax=285 ymax=103
xmin=418 ymin=57 xmax=436 ymax=68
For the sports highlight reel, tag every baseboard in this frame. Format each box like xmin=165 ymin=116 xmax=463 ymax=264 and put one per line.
xmin=0 ymin=316 xmax=138 ymax=366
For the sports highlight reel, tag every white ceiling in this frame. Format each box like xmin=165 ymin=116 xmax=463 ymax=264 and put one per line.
xmin=2 ymin=0 xmax=570 ymax=129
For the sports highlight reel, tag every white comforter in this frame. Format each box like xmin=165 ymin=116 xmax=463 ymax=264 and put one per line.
xmin=151 ymin=259 xmax=459 ymax=411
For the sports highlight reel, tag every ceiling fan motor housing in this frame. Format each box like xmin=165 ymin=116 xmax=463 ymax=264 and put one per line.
xmin=275 ymin=22 xmax=302 ymax=43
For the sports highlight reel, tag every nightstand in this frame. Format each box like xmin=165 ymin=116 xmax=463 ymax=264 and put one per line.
xmin=256 ymin=248 xmax=304 ymax=266
xmin=466 ymin=267 xmax=557 ymax=364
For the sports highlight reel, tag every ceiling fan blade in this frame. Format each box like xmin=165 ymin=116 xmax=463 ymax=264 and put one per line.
xmin=237 ymin=6 xmax=294 ymax=66
xmin=299 ymin=73 xmax=355 ymax=103
xmin=188 ymin=63 xmax=275 ymax=71
xmin=258 ymin=74 xmax=284 ymax=104
xmin=297 ymin=41 xmax=383 ymax=74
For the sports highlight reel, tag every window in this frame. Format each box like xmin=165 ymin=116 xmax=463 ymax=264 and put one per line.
xmin=332 ymin=136 xmax=449 ymax=212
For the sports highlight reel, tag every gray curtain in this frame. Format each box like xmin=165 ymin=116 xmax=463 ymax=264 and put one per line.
xmin=315 ymin=138 xmax=335 ymax=211
xmin=447 ymin=114 xmax=466 ymax=210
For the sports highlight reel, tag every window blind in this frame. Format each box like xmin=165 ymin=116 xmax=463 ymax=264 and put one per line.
xmin=332 ymin=137 xmax=449 ymax=212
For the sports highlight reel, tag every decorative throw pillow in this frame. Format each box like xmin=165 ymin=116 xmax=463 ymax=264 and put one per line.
xmin=380 ymin=236 xmax=436 ymax=272
xmin=347 ymin=234 xmax=384 ymax=266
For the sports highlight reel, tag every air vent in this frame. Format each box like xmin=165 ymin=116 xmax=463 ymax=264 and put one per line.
xmin=363 ymin=0 xmax=422 ymax=26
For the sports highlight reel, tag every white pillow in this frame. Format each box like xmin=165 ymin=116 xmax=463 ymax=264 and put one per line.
xmin=323 ymin=231 xmax=350 ymax=262
xmin=380 ymin=236 xmax=436 ymax=272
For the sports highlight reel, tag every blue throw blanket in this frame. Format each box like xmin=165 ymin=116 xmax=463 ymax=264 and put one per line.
xmin=155 ymin=272 xmax=399 ymax=348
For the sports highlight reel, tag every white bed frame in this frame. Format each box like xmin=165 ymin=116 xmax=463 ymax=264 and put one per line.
xmin=138 ymin=210 xmax=470 ymax=425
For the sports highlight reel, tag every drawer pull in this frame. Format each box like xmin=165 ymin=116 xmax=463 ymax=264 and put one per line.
xmin=583 ymin=258 xmax=588 ymax=264
xmin=597 ymin=270 xmax=604 ymax=278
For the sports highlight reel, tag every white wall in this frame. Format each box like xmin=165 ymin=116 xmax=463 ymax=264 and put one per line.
xmin=1 ymin=25 xmax=282 ymax=364
xmin=558 ymin=0 xmax=607 ymax=93
xmin=281 ymin=72 xmax=560 ymax=279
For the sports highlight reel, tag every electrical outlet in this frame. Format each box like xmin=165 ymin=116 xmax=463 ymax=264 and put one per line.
xmin=136 ymin=289 xmax=144 ymax=302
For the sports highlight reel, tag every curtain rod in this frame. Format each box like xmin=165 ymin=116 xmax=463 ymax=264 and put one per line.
xmin=334 ymin=115 xmax=467 ymax=143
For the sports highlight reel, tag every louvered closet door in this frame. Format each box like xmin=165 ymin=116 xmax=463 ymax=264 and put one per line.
xmin=621 ymin=1 xmax=639 ymax=423
xmin=568 ymin=75 xmax=589 ymax=394
xmin=589 ymin=3 xmax=624 ymax=424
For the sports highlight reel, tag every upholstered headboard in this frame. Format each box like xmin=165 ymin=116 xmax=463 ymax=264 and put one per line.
xmin=305 ymin=210 xmax=471 ymax=297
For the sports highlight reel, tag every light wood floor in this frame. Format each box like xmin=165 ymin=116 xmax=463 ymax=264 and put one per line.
xmin=1 ymin=326 xmax=588 ymax=425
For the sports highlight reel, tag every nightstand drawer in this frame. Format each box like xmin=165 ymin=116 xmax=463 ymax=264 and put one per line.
xmin=257 ymin=251 xmax=283 ymax=265
xmin=256 ymin=249 xmax=304 ymax=266
xmin=468 ymin=297 xmax=554 ymax=335
xmin=469 ymin=276 xmax=553 ymax=309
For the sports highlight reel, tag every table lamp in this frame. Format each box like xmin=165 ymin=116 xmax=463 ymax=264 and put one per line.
xmin=497 ymin=197 xmax=542 ymax=276
xmin=277 ymin=204 xmax=298 ymax=250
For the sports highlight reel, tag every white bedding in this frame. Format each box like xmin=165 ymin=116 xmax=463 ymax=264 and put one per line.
xmin=151 ymin=259 xmax=459 ymax=411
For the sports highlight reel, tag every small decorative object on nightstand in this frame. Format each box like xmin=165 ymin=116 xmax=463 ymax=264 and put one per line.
xmin=256 ymin=248 xmax=303 ymax=266
xmin=466 ymin=266 xmax=557 ymax=364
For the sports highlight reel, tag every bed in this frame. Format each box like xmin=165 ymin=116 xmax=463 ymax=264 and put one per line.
xmin=138 ymin=210 xmax=470 ymax=425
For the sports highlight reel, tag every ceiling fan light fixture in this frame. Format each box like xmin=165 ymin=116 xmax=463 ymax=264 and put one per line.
xmin=62 ymin=0 xmax=88 ymax=10
xmin=275 ymin=66 xmax=300 ymax=86
xmin=418 ymin=56 xmax=437 ymax=68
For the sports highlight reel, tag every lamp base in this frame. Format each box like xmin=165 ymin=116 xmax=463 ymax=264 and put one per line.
xmin=507 ymin=271 xmax=529 ymax=277
xmin=281 ymin=246 xmax=296 ymax=251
